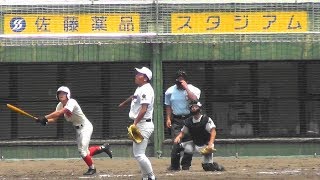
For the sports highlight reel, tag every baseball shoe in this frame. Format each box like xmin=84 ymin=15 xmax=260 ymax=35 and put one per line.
xmin=101 ymin=143 xmax=112 ymax=158
xmin=167 ymin=166 xmax=180 ymax=171
xmin=212 ymin=162 xmax=225 ymax=171
xmin=83 ymin=168 xmax=96 ymax=175
xmin=181 ymin=166 xmax=190 ymax=170
xmin=216 ymin=164 xmax=225 ymax=171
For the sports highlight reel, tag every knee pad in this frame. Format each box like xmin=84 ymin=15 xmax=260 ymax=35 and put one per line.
xmin=181 ymin=153 xmax=193 ymax=169
xmin=171 ymin=144 xmax=182 ymax=156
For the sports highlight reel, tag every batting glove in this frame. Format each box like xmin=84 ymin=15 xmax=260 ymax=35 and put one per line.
xmin=36 ymin=117 xmax=48 ymax=126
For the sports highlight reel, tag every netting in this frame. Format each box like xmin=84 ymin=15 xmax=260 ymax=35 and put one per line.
xmin=1 ymin=1 xmax=320 ymax=43
xmin=1 ymin=1 xmax=320 ymax=144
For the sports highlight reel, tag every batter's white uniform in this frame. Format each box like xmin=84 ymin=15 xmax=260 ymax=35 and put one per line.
xmin=129 ymin=82 xmax=155 ymax=179
xmin=56 ymin=98 xmax=93 ymax=157
xmin=181 ymin=115 xmax=216 ymax=164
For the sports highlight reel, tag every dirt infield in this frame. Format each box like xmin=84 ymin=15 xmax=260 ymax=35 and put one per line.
xmin=0 ymin=156 xmax=319 ymax=179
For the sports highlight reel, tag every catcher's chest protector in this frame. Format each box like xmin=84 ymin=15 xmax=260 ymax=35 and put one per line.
xmin=185 ymin=115 xmax=210 ymax=146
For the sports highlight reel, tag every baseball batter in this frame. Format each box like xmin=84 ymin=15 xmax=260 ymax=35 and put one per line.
xmin=174 ymin=101 xmax=225 ymax=171
xmin=119 ymin=67 xmax=156 ymax=180
xmin=36 ymin=86 xmax=112 ymax=175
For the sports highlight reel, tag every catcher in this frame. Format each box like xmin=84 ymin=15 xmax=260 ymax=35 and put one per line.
xmin=174 ymin=101 xmax=225 ymax=171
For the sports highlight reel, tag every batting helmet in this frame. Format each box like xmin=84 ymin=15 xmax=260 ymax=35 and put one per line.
xmin=56 ymin=86 xmax=71 ymax=100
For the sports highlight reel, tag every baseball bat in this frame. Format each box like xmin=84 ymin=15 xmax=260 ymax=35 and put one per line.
xmin=6 ymin=104 xmax=37 ymax=120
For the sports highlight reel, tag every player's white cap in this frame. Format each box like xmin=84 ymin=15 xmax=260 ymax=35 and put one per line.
xmin=135 ymin=67 xmax=152 ymax=80
xmin=56 ymin=86 xmax=71 ymax=100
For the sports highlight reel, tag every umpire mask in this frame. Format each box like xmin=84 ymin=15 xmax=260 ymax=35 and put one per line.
xmin=175 ymin=70 xmax=187 ymax=89
xmin=175 ymin=78 xmax=183 ymax=89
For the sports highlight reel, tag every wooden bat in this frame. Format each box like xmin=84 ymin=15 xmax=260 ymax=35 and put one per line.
xmin=6 ymin=104 xmax=37 ymax=120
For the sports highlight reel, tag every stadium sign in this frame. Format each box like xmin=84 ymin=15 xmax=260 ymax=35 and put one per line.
xmin=4 ymin=14 xmax=140 ymax=34
xmin=171 ymin=12 xmax=308 ymax=33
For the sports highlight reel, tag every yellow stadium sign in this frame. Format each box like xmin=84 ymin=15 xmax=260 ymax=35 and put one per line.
xmin=4 ymin=14 xmax=140 ymax=34
xmin=171 ymin=12 xmax=308 ymax=33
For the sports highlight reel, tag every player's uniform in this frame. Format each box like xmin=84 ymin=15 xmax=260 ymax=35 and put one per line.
xmin=173 ymin=100 xmax=225 ymax=172
xmin=180 ymin=115 xmax=216 ymax=163
xmin=52 ymin=86 xmax=112 ymax=175
xmin=129 ymin=82 xmax=155 ymax=179
xmin=56 ymin=98 xmax=93 ymax=157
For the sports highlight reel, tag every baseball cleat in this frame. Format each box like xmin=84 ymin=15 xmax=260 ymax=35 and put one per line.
xmin=83 ymin=168 xmax=96 ymax=175
xmin=216 ymin=164 xmax=225 ymax=171
xmin=101 ymin=143 xmax=113 ymax=158
xmin=167 ymin=166 xmax=180 ymax=171
xmin=181 ymin=166 xmax=190 ymax=170
xmin=212 ymin=162 xmax=225 ymax=171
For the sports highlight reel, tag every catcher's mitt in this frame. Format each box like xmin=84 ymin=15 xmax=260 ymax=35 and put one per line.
xmin=199 ymin=146 xmax=216 ymax=155
xmin=127 ymin=124 xmax=144 ymax=143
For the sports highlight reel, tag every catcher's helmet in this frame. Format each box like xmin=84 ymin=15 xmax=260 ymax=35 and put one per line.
xmin=56 ymin=86 xmax=71 ymax=100
xmin=189 ymin=100 xmax=202 ymax=108
xmin=189 ymin=100 xmax=202 ymax=115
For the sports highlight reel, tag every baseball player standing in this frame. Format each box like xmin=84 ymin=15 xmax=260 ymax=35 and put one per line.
xmin=119 ymin=67 xmax=156 ymax=180
xmin=174 ymin=101 xmax=225 ymax=171
xmin=165 ymin=70 xmax=201 ymax=171
xmin=36 ymin=86 xmax=112 ymax=175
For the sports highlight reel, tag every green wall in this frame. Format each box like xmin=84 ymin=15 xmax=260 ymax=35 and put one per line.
xmin=0 ymin=44 xmax=152 ymax=62
xmin=1 ymin=142 xmax=319 ymax=159
xmin=1 ymin=42 xmax=320 ymax=63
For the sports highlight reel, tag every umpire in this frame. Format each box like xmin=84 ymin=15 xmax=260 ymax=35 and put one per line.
xmin=164 ymin=70 xmax=201 ymax=171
